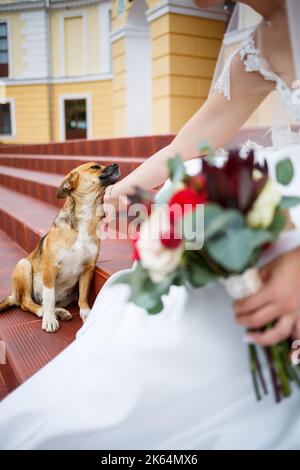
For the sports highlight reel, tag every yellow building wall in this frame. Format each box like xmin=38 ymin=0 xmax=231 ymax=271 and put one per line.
xmin=0 ymin=11 xmax=25 ymax=78
xmin=3 ymin=84 xmax=50 ymax=143
xmin=1 ymin=80 xmax=113 ymax=144
xmin=88 ymin=4 xmax=102 ymax=75
xmin=151 ymin=13 xmax=224 ymax=133
xmin=1 ymin=2 xmax=226 ymax=142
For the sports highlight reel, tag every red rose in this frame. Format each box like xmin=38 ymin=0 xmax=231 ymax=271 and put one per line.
xmin=160 ymin=225 xmax=183 ymax=249
xmin=186 ymin=174 xmax=207 ymax=193
xmin=132 ymin=237 xmax=140 ymax=261
xmin=168 ymin=187 xmax=208 ymax=221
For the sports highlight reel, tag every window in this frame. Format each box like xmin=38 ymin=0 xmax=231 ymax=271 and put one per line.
xmin=64 ymin=99 xmax=87 ymax=140
xmin=64 ymin=16 xmax=84 ymax=76
xmin=0 ymin=22 xmax=8 ymax=77
xmin=0 ymin=102 xmax=12 ymax=135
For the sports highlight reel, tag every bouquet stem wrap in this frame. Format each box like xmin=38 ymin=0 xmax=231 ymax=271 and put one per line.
xmin=221 ymin=267 xmax=262 ymax=300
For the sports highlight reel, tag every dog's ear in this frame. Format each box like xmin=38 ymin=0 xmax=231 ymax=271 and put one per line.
xmin=57 ymin=171 xmax=79 ymax=199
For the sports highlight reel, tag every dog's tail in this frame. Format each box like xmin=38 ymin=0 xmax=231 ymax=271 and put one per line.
xmin=0 ymin=294 xmax=16 ymax=313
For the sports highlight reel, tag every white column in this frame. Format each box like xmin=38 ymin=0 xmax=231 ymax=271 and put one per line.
xmin=124 ymin=24 xmax=151 ymax=136
xmin=99 ymin=0 xmax=112 ymax=74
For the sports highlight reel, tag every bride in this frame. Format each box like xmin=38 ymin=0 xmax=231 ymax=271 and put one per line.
xmin=0 ymin=0 xmax=300 ymax=450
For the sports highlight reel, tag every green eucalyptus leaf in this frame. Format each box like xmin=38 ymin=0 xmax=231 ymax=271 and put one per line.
xmin=155 ymin=184 xmax=174 ymax=204
xmin=279 ymin=196 xmax=300 ymax=209
xmin=114 ymin=262 xmax=176 ymax=314
xmin=147 ymin=301 xmax=164 ymax=315
xmin=181 ymin=204 xmax=205 ymax=248
xmin=276 ymin=158 xmax=294 ymax=185
xmin=187 ymin=260 xmax=217 ymax=287
xmin=207 ymin=230 xmax=251 ymax=273
xmin=206 ymin=228 xmax=273 ymax=273
xmin=198 ymin=139 xmax=215 ymax=159
xmin=168 ymin=155 xmax=186 ymax=182
xmin=268 ymin=209 xmax=287 ymax=240
xmin=113 ymin=270 xmax=134 ymax=285
xmin=204 ymin=205 xmax=244 ymax=239
xmin=172 ymin=269 xmax=187 ymax=286
xmin=204 ymin=203 xmax=223 ymax=225
xmin=250 ymin=229 xmax=274 ymax=249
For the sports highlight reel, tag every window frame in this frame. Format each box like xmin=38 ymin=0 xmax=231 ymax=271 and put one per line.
xmin=59 ymin=93 xmax=92 ymax=141
xmin=0 ymin=98 xmax=16 ymax=139
xmin=0 ymin=20 xmax=10 ymax=78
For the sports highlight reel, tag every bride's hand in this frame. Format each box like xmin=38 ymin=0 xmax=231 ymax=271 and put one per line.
xmin=102 ymin=185 xmax=128 ymax=224
xmin=233 ymin=248 xmax=300 ymax=346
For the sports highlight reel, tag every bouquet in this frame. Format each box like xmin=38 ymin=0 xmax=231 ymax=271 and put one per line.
xmin=116 ymin=145 xmax=300 ymax=402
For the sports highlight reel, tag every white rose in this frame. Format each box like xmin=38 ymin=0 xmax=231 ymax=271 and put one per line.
xmin=136 ymin=206 xmax=184 ymax=283
xmin=246 ymin=180 xmax=282 ymax=229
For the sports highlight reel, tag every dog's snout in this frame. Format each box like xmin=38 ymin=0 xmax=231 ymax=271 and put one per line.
xmin=102 ymin=163 xmax=118 ymax=174
xmin=105 ymin=163 xmax=119 ymax=173
xmin=99 ymin=163 xmax=120 ymax=184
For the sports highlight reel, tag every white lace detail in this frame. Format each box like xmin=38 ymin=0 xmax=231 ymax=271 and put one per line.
xmin=214 ymin=32 xmax=300 ymax=124
xmin=214 ymin=49 xmax=237 ymax=100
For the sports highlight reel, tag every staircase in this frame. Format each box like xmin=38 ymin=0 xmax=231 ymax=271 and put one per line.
xmin=0 ymin=136 xmax=173 ymax=400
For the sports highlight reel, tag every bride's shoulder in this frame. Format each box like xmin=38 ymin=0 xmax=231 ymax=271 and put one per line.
xmin=227 ymin=45 xmax=275 ymax=100
xmin=215 ymin=28 xmax=275 ymax=102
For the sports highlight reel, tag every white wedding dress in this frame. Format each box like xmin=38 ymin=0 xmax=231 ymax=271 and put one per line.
xmin=1 ymin=19 xmax=300 ymax=450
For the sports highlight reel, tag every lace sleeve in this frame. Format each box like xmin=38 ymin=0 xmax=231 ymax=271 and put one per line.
xmin=214 ymin=49 xmax=239 ymax=101
xmin=214 ymin=31 xmax=279 ymax=102
xmin=213 ymin=30 xmax=268 ymax=102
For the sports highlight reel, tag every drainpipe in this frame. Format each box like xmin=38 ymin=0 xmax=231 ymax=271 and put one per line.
xmin=45 ymin=0 xmax=54 ymax=142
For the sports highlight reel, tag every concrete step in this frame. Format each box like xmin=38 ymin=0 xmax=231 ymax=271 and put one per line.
xmin=0 ymin=154 xmax=145 ymax=177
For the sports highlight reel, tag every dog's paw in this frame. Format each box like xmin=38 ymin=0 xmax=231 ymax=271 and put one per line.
xmin=55 ymin=308 xmax=72 ymax=322
xmin=80 ymin=308 xmax=90 ymax=323
xmin=36 ymin=307 xmax=43 ymax=318
xmin=42 ymin=316 xmax=59 ymax=333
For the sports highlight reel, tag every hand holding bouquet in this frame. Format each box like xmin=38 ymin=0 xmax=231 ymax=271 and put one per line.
xmin=116 ymin=146 xmax=300 ymax=403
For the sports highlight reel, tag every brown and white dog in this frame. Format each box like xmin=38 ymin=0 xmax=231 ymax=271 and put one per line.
xmin=0 ymin=162 xmax=120 ymax=332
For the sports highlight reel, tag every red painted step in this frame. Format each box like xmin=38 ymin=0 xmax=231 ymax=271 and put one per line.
xmin=0 ymin=156 xmax=145 ymax=206
xmin=0 ymin=166 xmax=63 ymax=207
xmin=0 ymin=186 xmax=133 ymax=298
xmin=0 ymin=371 xmax=8 ymax=400
xmin=0 ymin=229 xmax=82 ymax=394
xmin=0 ymin=154 xmax=145 ymax=176
xmin=0 ymin=135 xmax=174 ymax=158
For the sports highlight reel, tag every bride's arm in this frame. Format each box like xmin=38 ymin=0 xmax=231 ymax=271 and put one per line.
xmin=108 ymin=56 xmax=274 ymax=201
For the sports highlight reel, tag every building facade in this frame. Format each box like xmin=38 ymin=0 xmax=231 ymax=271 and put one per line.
xmin=0 ymin=0 xmax=227 ymax=143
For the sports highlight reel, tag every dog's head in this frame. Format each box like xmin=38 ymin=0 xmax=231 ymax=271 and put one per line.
xmin=57 ymin=162 xmax=120 ymax=200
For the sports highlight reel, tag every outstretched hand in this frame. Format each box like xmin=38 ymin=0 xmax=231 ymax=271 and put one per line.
xmin=102 ymin=185 xmax=128 ymax=225
xmin=234 ymin=247 xmax=300 ymax=346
